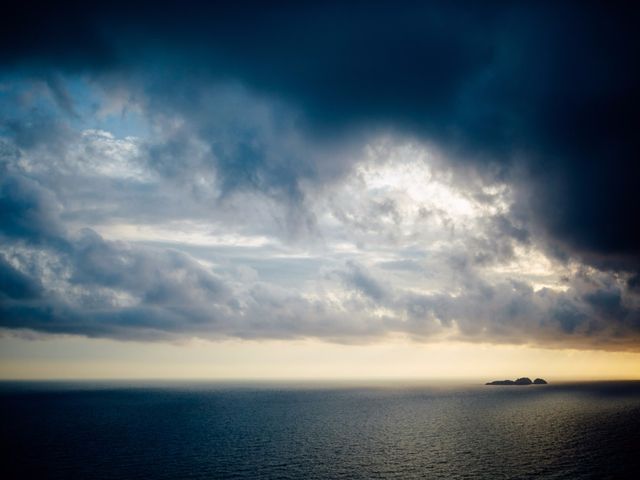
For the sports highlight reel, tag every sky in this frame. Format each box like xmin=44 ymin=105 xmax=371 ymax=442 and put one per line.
xmin=1 ymin=1 xmax=639 ymax=380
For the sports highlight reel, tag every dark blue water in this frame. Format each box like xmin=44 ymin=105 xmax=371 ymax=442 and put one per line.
xmin=2 ymin=381 xmax=640 ymax=479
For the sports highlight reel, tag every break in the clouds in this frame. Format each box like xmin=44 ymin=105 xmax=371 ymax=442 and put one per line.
xmin=1 ymin=1 xmax=639 ymax=349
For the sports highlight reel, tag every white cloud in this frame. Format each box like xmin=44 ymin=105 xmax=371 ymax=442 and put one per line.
xmin=2 ymin=78 xmax=639 ymax=350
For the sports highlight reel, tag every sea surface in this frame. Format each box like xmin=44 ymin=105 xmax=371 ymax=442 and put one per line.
xmin=2 ymin=381 xmax=640 ymax=479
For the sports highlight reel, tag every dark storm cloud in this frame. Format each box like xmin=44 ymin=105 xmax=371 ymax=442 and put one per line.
xmin=1 ymin=1 xmax=639 ymax=347
xmin=0 ymin=175 xmax=66 ymax=244
xmin=4 ymin=0 xmax=637 ymax=271
xmin=0 ymin=254 xmax=43 ymax=300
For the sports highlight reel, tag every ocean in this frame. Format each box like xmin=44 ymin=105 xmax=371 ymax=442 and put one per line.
xmin=2 ymin=381 xmax=639 ymax=479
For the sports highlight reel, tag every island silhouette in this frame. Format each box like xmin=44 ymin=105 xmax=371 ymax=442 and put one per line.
xmin=486 ymin=377 xmax=548 ymax=385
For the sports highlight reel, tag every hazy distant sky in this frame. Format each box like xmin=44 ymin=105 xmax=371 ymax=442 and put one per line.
xmin=1 ymin=1 xmax=639 ymax=378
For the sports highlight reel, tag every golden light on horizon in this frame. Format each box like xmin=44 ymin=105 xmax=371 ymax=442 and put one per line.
xmin=1 ymin=335 xmax=639 ymax=381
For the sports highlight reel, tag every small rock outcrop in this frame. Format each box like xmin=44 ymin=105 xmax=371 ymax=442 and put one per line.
xmin=485 ymin=380 xmax=515 ymax=385
xmin=486 ymin=377 xmax=548 ymax=385
xmin=514 ymin=377 xmax=533 ymax=385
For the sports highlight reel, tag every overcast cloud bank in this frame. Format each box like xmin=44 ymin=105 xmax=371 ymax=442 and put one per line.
xmin=1 ymin=1 xmax=639 ymax=349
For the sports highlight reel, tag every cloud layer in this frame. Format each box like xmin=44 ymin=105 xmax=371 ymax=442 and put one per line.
xmin=1 ymin=1 xmax=639 ymax=349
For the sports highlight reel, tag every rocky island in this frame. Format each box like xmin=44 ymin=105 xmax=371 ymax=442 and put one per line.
xmin=486 ymin=377 xmax=548 ymax=385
